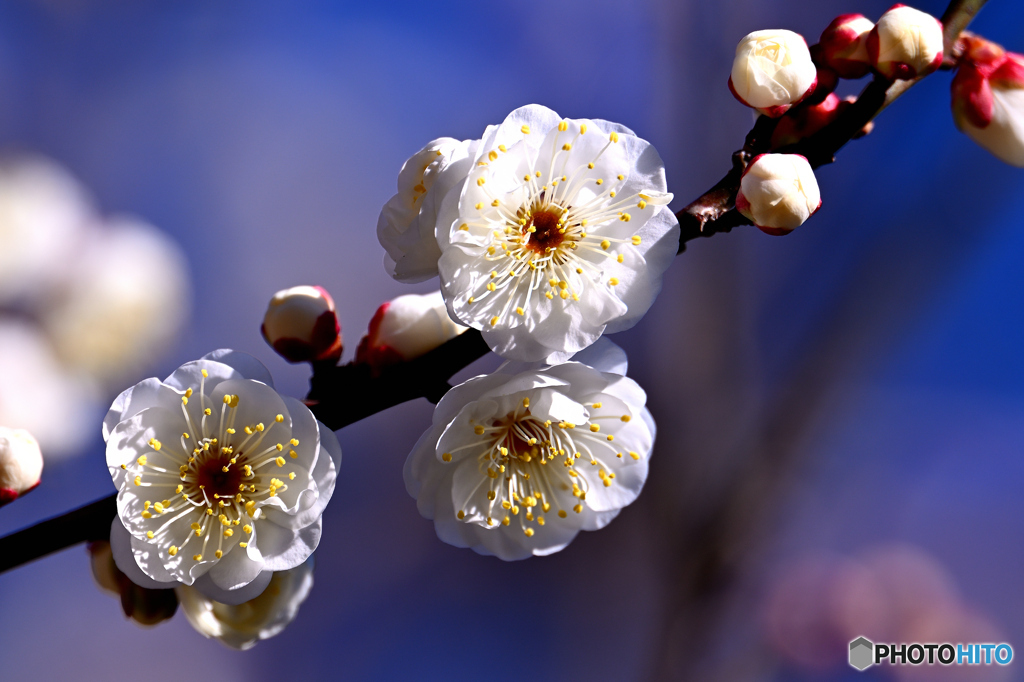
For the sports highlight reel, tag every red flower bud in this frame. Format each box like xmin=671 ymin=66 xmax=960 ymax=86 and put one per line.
xmin=261 ymin=286 xmax=342 ymax=364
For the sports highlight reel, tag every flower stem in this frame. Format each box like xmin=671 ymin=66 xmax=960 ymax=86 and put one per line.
xmin=0 ymin=495 xmax=115 ymax=572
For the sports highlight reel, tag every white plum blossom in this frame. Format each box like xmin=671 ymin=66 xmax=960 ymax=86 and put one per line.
xmin=736 ymin=154 xmax=822 ymax=235
xmin=868 ymin=5 xmax=944 ymax=81
xmin=41 ymin=216 xmax=190 ymax=389
xmin=378 ymin=137 xmax=481 ymax=283
xmin=819 ymin=14 xmax=876 ymax=79
xmin=404 ymin=340 xmax=655 ymax=561
xmin=436 ymin=104 xmax=679 ymax=363
xmin=0 ymin=320 xmax=94 ymax=459
xmin=105 ymin=350 xmax=340 ymax=603
xmin=0 ymin=427 xmax=43 ymax=507
xmin=177 ymin=557 xmax=315 ymax=650
xmin=261 ymin=285 xmax=343 ymax=363
xmin=729 ymin=30 xmax=818 ymax=117
xmin=0 ymin=156 xmax=92 ymax=305
xmin=952 ymin=38 xmax=1024 ymax=168
xmin=355 ymin=290 xmax=467 ymax=369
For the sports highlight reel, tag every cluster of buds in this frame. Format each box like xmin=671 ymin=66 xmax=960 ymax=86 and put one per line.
xmin=726 ymin=5 xmax=947 ymax=236
xmin=951 ymin=35 xmax=1024 ymax=167
xmin=0 ymin=427 xmax=42 ymax=507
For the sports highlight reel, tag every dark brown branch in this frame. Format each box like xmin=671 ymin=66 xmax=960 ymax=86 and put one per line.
xmin=0 ymin=0 xmax=992 ymax=578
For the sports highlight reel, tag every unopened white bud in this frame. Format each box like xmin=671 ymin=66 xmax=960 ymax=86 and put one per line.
xmin=356 ymin=290 xmax=467 ymax=369
xmin=951 ymin=36 xmax=1024 ymax=167
xmin=868 ymin=5 xmax=944 ymax=81
xmin=262 ymin=285 xmax=343 ymax=363
xmin=0 ymin=427 xmax=42 ymax=506
xmin=819 ymin=14 xmax=875 ymax=79
xmin=729 ymin=29 xmax=817 ymax=117
xmin=736 ymin=154 xmax=821 ymax=235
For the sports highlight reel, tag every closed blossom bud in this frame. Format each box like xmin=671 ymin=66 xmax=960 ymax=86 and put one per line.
xmin=356 ymin=290 xmax=467 ymax=370
xmin=729 ymin=30 xmax=818 ymax=117
xmin=819 ymin=14 xmax=876 ymax=79
xmin=951 ymin=36 xmax=1024 ymax=167
xmin=771 ymin=93 xmax=849 ymax=148
xmin=868 ymin=5 xmax=944 ymax=81
xmin=736 ymin=154 xmax=821 ymax=235
xmin=0 ymin=427 xmax=42 ymax=506
xmin=261 ymin=285 xmax=343 ymax=363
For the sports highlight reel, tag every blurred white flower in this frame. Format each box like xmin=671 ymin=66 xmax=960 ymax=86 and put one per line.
xmin=952 ymin=37 xmax=1024 ymax=167
xmin=436 ymin=104 xmax=679 ymax=363
xmin=261 ymin=285 xmax=343 ymax=363
xmin=818 ymin=14 xmax=875 ymax=79
xmin=405 ymin=340 xmax=655 ymax=560
xmin=0 ymin=320 xmax=94 ymax=458
xmin=355 ymin=290 xmax=466 ymax=369
xmin=729 ymin=30 xmax=818 ymax=117
xmin=868 ymin=5 xmax=944 ymax=81
xmin=177 ymin=557 xmax=314 ymax=650
xmin=378 ymin=137 xmax=481 ymax=283
xmin=0 ymin=427 xmax=43 ymax=506
xmin=736 ymin=153 xmax=821 ymax=235
xmin=0 ymin=156 xmax=92 ymax=305
xmin=41 ymin=216 xmax=190 ymax=390
xmin=104 ymin=350 xmax=340 ymax=602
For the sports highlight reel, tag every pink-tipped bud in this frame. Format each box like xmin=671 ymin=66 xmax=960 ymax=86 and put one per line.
xmin=868 ymin=5 xmax=944 ymax=81
xmin=356 ymin=291 xmax=467 ymax=370
xmin=819 ymin=14 xmax=875 ymax=79
xmin=0 ymin=427 xmax=42 ymax=506
xmin=771 ymin=93 xmax=849 ymax=149
xmin=729 ymin=30 xmax=818 ymax=118
xmin=261 ymin=285 xmax=342 ymax=364
xmin=952 ymin=36 xmax=1024 ymax=167
xmin=736 ymin=154 xmax=822 ymax=235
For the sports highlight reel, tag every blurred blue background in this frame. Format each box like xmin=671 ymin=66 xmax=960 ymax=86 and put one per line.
xmin=0 ymin=0 xmax=1022 ymax=680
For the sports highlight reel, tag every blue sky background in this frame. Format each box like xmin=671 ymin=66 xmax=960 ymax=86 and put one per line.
xmin=0 ymin=0 xmax=1022 ymax=680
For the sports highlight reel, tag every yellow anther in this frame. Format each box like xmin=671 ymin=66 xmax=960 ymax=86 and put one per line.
xmin=638 ymin=200 xmax=647 ymax=209
xmin=276 ymin=443 xmax=284 ymax=451
xmin=290 ymin=438 xmax=299 ymax=446
xmin=230 ymin=395 xmax=239 ymax=408
xmin=490 ymin=316 xmax=499 ymax=326
xmin=631 ymin=235 xmax=642 ymax=245
xmin=488 ymin=150 xmax=498 ymax=162
xmin=154 ymin=502 xmax=165 ymax=513
xmin=558 ymin=510 xmax=568 ymax=518
xmin=239 ymin=542 xmax=248 ymax=548
xmin=474 ymin=425 xmax=485 ymax=435
xmin=587 ymin=162 xmax=594 ymax=169
xmin=256 ymin=423 xmax=264 ymax=432
xmin=459 ymin=223 xmax=469 ymax=231
xmin=214 ymin=550 xmax=223 ymax=559
xmin=607 ymin=435 xmax=615 ymax=441
xmin=206 ymin=508 xmax=214 ymax=515
xmin=498 ymin=144 xmax=507 ymax=152
xmin=502 ymin=500 xmax=512 ymax=510
xmin=562 ymin=143 xmax=572 ymax=151
xmin=289 ymin=472 xmax=296 ymax=480
xmin=621 ymin=415 xmax=631 ymax=422
xmin=223 ymin=395 xmax=231 ymax=405
xmin=275 ymin=414 xmax=284 ymax=423
xmin=620 ymin=213 xmax=631 ymax=222
xmin=590 ymin=424 xmax=600 ymax=432
xmin=491 ymin=199 xmax=500 ymax=207
xmin=617 ymin=254 xmax=625 ymax=263
xmin=524 ymin=527 xmax=535 ymax=537
xmin=521 ymin=124 xmax=530 ymax=134
xmin=141 ymin=511 xmax=152 ymax=519
xmin=120 ymin=464 xmax=127 ymax=470
xmin=600 ymin=240 xmax=610 ymax=250
xmin=204 ymin=408 xmax=212 ymax=416
xmin=545 ymin=292 xmax=554 ymax=299
xmin=595 ymin=178 xmax=603 ymax=185
xmin=168 ymin=546 xmax=178 ymax=556
xmin=224 ymin=529 xmax=234 ymax=538
xmin=558 ymin=121 xmax=568 ymax=132
xmin=487 ymin=491 xmax=496 ymax=501
xmin=475 ymin=202 xmax=483 ymax=210
xmin=190 ymin=522 xmax=201 ymax=531
xmin=630 ymin=451 xmax=641 ymax=460
xmin=133 ymin=476 xmax=142 ymax=486
xmin=476 ymin=177 xmax=486 ymax=186
xmin=137 ymin=455 xmax=148 ymax=466
xmin=516 ymin=307 xmax=524 ymax=316
xmin=610 ymin=132 xmax=619 ymax=142
xmin=502 ymin=516 xmax=511 ymax=526
xmin=193 ymin=554 xmax=203 ymax=561
xmin=609 ymin=278 xmax=620 ymax=286
xmin=442 ymin=452 xmax=452 ymax=462
xmin=243 ymin=525 xmax=252 ymax=534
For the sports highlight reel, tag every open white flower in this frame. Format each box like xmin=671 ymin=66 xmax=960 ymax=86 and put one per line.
xmin=436 ymin=104 xmax=679 ymax=363
xmin=355 ymin=290 xmax=467 ymax=369
xmin=41 ymin=216 xmax=190 ymax=390
xmin=105 ymin=350 xmax=340 ymax=602
xmin=177 ymin=556 xmax=315 ymax=650
xmin=405 ymin=339 xmax=655 ymax=560
xmin=378 ymin=137 xmax=481 ymax=283
xmin=729 ymin=30 xmax=818 ymax=117
xmin=0 ymin=427 xmax=43 ymax=507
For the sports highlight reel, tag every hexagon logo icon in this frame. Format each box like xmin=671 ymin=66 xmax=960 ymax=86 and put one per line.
xmin=849 ymin=637 xmax=874 ymax=671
